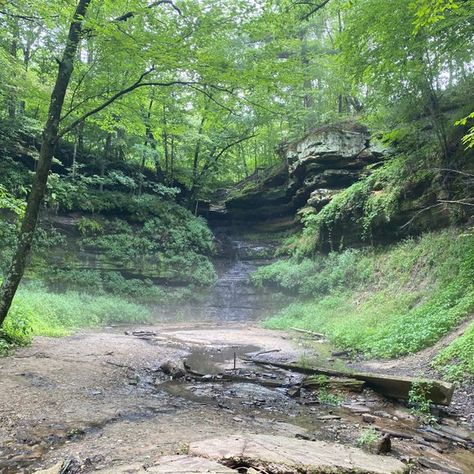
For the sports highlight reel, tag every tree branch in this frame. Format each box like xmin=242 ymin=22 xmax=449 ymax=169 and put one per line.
xmin=298 ymin=0 xmax=331 ymax=21
xmin=0 ymin=10 xmax=45 ymax=22
xmin=59 ymin=69 xmax=234 ymax=139
xmin=435 ymin=168 xmax=474 ymax=179
xmin=115 ymin=0 xmax=182 ymax=22
xmin=399 ymin=203 xmax=444 ymax=230
xmin=438 ymin=198 xmax=474 ymax=207
xmin=198 ymin=133 xmax=256 ymax=180
xmin=190 ymin=85 xmax=237 ymax=115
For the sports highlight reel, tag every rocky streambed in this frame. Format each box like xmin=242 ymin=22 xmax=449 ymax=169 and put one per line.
xmin=1 ymin=323 xmax=473 ymax=474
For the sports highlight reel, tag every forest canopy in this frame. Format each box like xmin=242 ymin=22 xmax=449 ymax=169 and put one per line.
xmin=0 ymin=0 xmax=473 ymax=328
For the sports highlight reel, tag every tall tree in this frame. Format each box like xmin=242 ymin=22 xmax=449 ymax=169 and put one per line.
xmin=0 ymin=0 xmax=92 ymax=325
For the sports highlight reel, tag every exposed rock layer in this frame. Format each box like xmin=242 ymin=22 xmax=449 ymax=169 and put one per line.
xmin=225 ymin=123 xmax=384 ymax=223
xmin=189 ymin=434 xmax=408 ymax=474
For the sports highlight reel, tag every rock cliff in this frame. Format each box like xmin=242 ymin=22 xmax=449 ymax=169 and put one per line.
xmin=224 ymin=121 xmax=471 ymax=247
xmin=225 ymin=122 xmax=384 ymax=222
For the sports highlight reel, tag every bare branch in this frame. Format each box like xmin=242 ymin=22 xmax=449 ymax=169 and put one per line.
xmin=438 ymin=199 xmax=474 ymax=207
xmin=399 ymin=203 xmax=444 ymax=230
xmin=435 ymin=168 xmax=474 ymax=179
xmin=298 ymin=0 xmax=331 ymax=21
xmin=400 ymin=196 xmax=474 ymax=230
xmin=115 ymin=0 xmax=182 ymax=22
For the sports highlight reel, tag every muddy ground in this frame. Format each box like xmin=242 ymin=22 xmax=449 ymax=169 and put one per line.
xmin=0 ymin=322 xmax=473 ymax=473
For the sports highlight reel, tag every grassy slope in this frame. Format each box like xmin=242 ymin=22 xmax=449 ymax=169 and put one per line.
xmin=253 ymin=228 xmax=474 ymax=381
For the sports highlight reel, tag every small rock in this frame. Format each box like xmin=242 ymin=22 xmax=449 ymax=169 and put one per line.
xmin=160 ymin=361 xmax=185 ymax=378
xmin=287 ymin=386 xmax=301 ymax=398
xmin=128 ymin=375 xmax=139 ymax=385
xmin=362 ymin=414 xmax=377 ymax=424
xmin=317 ymin=415 xmax=342 ymax=421
xmin=376 ymin=434 xmax=391 ymax=454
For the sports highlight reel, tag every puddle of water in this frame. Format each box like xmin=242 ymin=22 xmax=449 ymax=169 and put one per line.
xmin=185 ymin=344 xmax=260 ymax=375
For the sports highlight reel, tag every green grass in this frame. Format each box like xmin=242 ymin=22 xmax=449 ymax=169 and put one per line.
xmin=434 ymin=321 xmax=474 ymax=381
xmin=259 ymin=228 xmax=474 ymax=378
xmin=1 ymin=284 xmax=152 ymax=353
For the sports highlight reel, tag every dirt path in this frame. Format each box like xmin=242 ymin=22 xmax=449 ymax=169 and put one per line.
xmin=0 ymin=322 xmax=473 ymax=473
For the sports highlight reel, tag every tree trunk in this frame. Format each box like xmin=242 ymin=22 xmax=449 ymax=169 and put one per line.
xmin=100 ymin=133 xmax=112 ymax=192
xmin=7 ymin=19 xmax=19 ymax=120
xmin=77 ymin=120 xmax=85 ymax=156
xmin=0 ymin=0 xmax=92 ymax=327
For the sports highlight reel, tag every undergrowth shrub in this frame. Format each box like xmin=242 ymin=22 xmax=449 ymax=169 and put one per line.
xmin=434 ymin=321 xmax=474 ymax=381
xmin=2 ymin=285 xmax=151 ymax=343
xmin=79 ymin=214 xmax=216 ymax=287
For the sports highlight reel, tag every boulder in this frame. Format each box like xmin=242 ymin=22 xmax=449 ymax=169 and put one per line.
xmin=189 ymin=434 xmax=408 ymax=474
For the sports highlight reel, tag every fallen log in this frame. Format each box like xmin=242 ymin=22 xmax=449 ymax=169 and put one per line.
xmin=125 ymin=330 xmax=157 ymax=337
xmin=183 ymin=360 xmax=289 ymax=388
xmin=374 ymin=427 xmax=414 ymax=440
xmin=254 ymin=349 xmax=281 ymax=357
xmin=290 ymin=327 xmax=325 ymax=339
xmin=302 ymin=375 xmax=365 ymax=392
xmin=249 ymin=358 xmax=454 ymax=405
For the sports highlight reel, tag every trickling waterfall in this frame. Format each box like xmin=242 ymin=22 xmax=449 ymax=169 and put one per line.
xmin=198 ymin=233 xmax=274 ymax=322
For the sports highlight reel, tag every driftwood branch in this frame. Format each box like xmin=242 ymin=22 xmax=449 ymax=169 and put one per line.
xmin=290 ymin=327 xmax=325 ymax=339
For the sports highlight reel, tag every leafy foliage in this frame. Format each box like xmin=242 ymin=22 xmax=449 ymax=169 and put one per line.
xmin=434 ymin=321 xmax=474 ymax=381
xmin=261 ymin=229 xmax=474 ymax=369
xmin=408 ymin=381 xmax=436 ymax=423
xmin=356 ymin=428 xmax=380 ymax=449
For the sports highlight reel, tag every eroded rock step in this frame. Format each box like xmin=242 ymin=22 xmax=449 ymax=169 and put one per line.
xmin=189 ymin=434 xmax=408 ymax=474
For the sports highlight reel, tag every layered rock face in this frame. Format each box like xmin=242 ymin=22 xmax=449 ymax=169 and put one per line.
xmin=225 ymin=122 xmax=384 ymax=223
xmin=286 ymin=123 xmax=384 ymax=211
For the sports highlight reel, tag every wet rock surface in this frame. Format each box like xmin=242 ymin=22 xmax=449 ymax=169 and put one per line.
xmin=189 ymin=434 xmax=408 ymax=473
xmin=190 ymin=231 xmax=277 ymax=323
xmin=1 ymin=324 xmax=473 ymax=474
xmin=224 ymin=122 xmax=384 ymax=224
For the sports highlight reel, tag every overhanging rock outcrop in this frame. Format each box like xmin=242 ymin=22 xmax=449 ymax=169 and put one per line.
xmin=286 ymin=123 xmax=385 ymax=210
xmin=224 ymin=122 xmax=385 ymax=224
